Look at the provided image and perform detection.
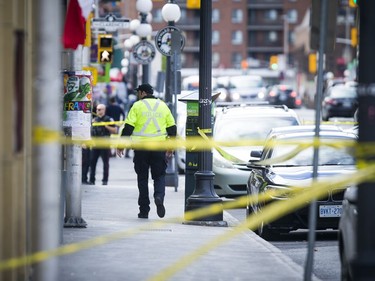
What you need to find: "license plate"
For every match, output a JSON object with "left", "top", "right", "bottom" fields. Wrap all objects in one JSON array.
[{"left": 319, "top": 205, "right": 342, "bottom": 217}]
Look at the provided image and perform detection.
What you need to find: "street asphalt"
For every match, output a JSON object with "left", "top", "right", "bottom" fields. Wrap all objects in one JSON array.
[{"left": 58, "top": 155, "right": 321, "bottom": 281}]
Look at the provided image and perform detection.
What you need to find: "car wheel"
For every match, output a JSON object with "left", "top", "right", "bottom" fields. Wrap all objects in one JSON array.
[
  {"left": 256, "top": 222, "right": 279, "bottom": 241},
  {"left": 322, "top": 109, "right": 330, "bottom": 121},
  {"left": 250, "top": 203, "right": 280, "bottom": 240}
]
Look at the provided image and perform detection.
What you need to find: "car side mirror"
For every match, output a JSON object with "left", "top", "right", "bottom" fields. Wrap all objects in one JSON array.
[{"left": 250, "top": 150, "right": 262, "bottom": 158}]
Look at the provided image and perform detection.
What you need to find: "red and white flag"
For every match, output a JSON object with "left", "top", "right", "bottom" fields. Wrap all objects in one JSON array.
[{"left": 62, "top": 0, "right": 93, "bottom": 50}]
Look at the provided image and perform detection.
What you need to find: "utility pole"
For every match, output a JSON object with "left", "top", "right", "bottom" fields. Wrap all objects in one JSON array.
[
  {"left": 31, "top": 0, "right": 62, "bottom": 280},
  {"left": 352, "top": 2, "right": 375, "bottom": 280}
]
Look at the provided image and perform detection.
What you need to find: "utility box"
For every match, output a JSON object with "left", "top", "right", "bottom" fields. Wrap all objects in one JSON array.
[{"left": 178, "top": 91, "right": 221, "bottom": 210}]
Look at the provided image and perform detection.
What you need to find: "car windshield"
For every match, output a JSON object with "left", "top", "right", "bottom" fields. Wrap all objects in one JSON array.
[
  {"left": 214, "top": 117, "right": 299, "bottom": 142},
  {"left": 330, "top": 87, "right": 357, "bottom": 98},
  {"left": 271, "top": 139, "right": 355, "bottom": 166}
]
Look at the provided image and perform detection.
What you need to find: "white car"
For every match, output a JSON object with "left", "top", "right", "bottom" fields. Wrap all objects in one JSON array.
[{"left": 212, "top": 104, "right": 301, "bottom": 197}]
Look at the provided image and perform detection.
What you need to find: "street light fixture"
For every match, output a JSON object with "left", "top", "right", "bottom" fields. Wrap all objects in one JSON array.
[
  {"left": 184, "top": 0, "right": 225, "bottom": 225},
  {"left": 135, "top": 0, "right": 153, "bottom": 83},
  {"left": 161, "top": 0, "right": 181, "bottom": 190}
]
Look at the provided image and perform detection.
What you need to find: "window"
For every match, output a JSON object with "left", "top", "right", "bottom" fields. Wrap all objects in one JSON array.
[
  {"left": 231, "top": 52, "right": 242, "bottom": 68},
  {"left": 212, "top": 52, "right": 220, "bottom": 68},
  {"left": 268, "top": 31, "right": 278, "bottom": 42},
  {"left": 212, "top": 9, "right": 220, "bottom": 23},
  {"left": 231, "top": 30, "right": 243, "bottom": 45},
  {"left": 287, "top": 9, "right": 298, "bottom": 24},
  {"left": 212, "top": 30, "right": 220, "bottom": 45},
  {"left": 180, "top": 9, "right": 187, "bottom": 21},
  {"left": 265, "top": 9, "right": 278, "bottom": 21},
  {"left": 152, "top": 9, "right": 163, "bottom": 23},
  {"left": 232, "top": 9, "right": 243, "bottom": 23}
]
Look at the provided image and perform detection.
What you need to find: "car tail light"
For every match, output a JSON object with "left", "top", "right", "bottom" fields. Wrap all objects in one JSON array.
[
  {"left": 295, "top": 99, "right": 302, "bottom": 106},
  {"left": 269, "top": 90, "right": 276, "bottom": 97},
  {"left": 290, "top": 91, "right": 297, "bottom": 98},
  {"left": 325, "top": 98, "right": 337, "bottom": 105}
]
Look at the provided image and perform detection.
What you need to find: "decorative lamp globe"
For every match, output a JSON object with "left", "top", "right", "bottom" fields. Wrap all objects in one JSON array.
[
  {"left": 130, "top": 19, "right": 140, "bottom": 32},
  {"left": 136, "top": 23, "right": 152, "bottom": 38},
  {"left": 136, "top": 0, "right": 153, "bottom": 14},
  {"left": 162, "top": 3, "right": 181, "bottom": 22}
]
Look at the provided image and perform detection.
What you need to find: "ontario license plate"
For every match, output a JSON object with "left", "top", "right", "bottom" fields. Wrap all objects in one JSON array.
[{"left": 319, "top": 205, "right": 342, "bottom": 217}]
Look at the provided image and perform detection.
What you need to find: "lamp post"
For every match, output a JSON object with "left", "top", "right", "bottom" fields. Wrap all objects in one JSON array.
[
  {"left": 135, "top": 0, "right": 153, "bottom": 84},
  {"left": 185, "top": 0, "right": 226, "bottom": 225},
  {"left": 161, "top": 0, "right": 181, "bottom": 189},
  {"left": 128, "top": 19, "right": 141, "bottom": 87},
  {"left": 162, "top": 0, "right": 181, "bottom": 108}
]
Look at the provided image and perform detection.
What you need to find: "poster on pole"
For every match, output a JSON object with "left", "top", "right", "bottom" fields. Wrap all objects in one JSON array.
[{"left": 62, "top": 70, "right": 93, "bottom": 140}]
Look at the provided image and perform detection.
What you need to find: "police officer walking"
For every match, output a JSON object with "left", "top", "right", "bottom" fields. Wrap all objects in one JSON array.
[{"left": 116, "top": 84, "right": 176, "bottom": 219}]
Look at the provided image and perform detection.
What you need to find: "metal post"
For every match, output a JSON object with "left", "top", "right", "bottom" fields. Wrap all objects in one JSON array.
[
  {"left": 140, "top": 13, "right": 149, "bottom": 84},
  {"left": 304, "top": 1, "right": 328, "bottom": 280},
  {"left": 31, "top": 0, "right": 62, "bottom": 280},
  {"left": 185, "top": 0, "right": 226, "bottom": 225},
  {"left": 142, "top": 59, "right": 149, "bottom": 84},
  {"left": 352, "top": 1, "right": 375, "bottom": 280},
  {"left": 165, "top": 20, "right": 179, "bottom": 190},
  {"left": 62, "top": 48, "right": 87, "bottom": 228}
]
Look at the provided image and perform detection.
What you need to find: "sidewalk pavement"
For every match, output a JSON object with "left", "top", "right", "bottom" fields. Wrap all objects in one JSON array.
[{"left": 59, "top": 156, "right": 321, "bottom": 281}]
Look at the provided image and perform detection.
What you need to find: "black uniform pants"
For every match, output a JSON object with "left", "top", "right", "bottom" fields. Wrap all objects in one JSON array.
[
  {"left": 133, "top": 150, "right": 167, "bottom": 214},
  {"left": 89, "top": 148, "right": 110, "bottom": 184},
  {"left": 82, "top": 148, "right": 91, "bottom": 182}
]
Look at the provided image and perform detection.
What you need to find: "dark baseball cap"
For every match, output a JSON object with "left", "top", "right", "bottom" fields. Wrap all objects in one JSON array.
[{"left": 135, "top": 83, "right": 153, "bottom": 95}]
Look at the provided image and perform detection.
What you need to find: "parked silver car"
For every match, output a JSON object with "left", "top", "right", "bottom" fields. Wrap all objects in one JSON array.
[{"left": 213, "top": 104, "right": 301, "bottom": 197}]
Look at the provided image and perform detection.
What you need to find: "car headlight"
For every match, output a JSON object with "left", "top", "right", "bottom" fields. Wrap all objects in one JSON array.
[
  {"left": 231, "top": 92, "right": 241, "bottom": 101},
  {"left": 266, "top": 184, "right": 292, "bottom": 200},
  {"left": 217, "top": 92, "right": 227, "bottom": 101},
  {"left": 212, "top": 149, "right": 235, "bottom": 169}
]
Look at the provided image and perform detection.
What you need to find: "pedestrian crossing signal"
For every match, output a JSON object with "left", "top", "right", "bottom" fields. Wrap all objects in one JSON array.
[
  {"left": 97, "top": 34, "right": 113, "bottom": 63},
  {"left": 269, "top": 55, "right": 278, "bottom": 70}
]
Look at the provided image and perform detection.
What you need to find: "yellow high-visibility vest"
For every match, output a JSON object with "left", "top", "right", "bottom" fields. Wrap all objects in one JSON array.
[{"left": 125, "top": 98, "right": 175, "bottom": 141}]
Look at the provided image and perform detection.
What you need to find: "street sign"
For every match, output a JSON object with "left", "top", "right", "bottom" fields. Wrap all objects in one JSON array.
[
  {"left": 155, "top": 26, "right": 185, "bottom": 56},
  {"left": 92, "top": 14, "right": 130, "bottom": 32},
  {"left": 132, "top": 41, "right": 156, "bottom": 64}
]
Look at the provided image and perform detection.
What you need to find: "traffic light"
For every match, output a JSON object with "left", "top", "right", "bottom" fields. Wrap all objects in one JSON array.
[
  {"left": 351, "top": 27, "right": 358, "bottom": 47},
  {"left": 187, "top": 0, "right": 200, "bottom": 9},
  {"left": 269, "top": 55, "right": 278, "bottom": 70},
  {"left": 97, "top": 34, "right": 113, "bottom": 63},
  {"left": 308, "top": 53, "right": 317, "bottom": 74},
  {"left": 349, "top": 0, "right": 357, "bottom": 8}
]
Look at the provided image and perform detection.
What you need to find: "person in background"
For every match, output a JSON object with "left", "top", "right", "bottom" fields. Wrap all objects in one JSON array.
[
  {"left": 106, "top": 96, "right": 126, "bottom": 157},
  {"left": 89, "top": 104, "right": 117, "bottom": 185},
  {"left": 116, "top": 83, "right": 176, "bottom": 219},
  {"left": 82, "top": 101, "right": 98, "bottom": 184},
  {"left": 106, "top": 96, "right": 125, "bottom": 123}
]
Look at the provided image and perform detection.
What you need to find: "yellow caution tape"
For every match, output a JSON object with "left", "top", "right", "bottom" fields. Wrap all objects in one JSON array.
[
  {"left": 149, "top": 164, "right": 375, "bottom": 281},
  {"left": 2, "top": 164, "right": 374, "bottom": 275},
  {"left": 92, "top": 120, "right": 125, "bottom": 126}
]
